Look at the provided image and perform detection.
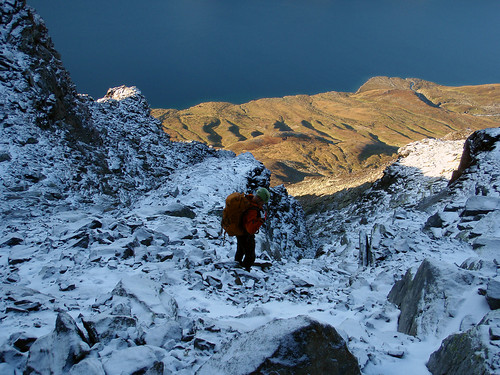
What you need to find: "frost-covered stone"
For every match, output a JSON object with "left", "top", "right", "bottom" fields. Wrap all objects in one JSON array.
[
  {"left": 110, "top": 277, "right": 179, "bottom": 321},
  {"left": 0, "top": 342, "right": 27, "bottom": 372},
  {"left": 101, "top": 345, "right": 167, "bottom": 375},
  {"left": 197, "top": 316, "right": 360, "bottom": 375},
  {"left": 2, "top": 285, "right": 55, "bottom": 314},
  {"left": 163, "top": 202, "right": 196, "bottom": 219},
  {"left": 81, "top": 315, "right": 138, "bottom": 346},
  {"left": 142, "top": 321, "right": 182, "bottom": 350},
  {"left": 388, "top": 259, "right": 476, "bottom": 337},
  {"left": 463, "top": 196, "right": 500, "bottom": 216},
  {"left": 427, "top": 310, "right": 500, "bottom": 375},
  {"left": 486, "top": 279, "right": 500, "bottom": 310},
  {"left": 265, "top": 185, "right": 315, "bottom": 260},
  {"left": 68, "top": 358, "right": 105, "bottom": 375},
  {"left": 25, "top": 312, "right": 90, "bottom": 375},
  {"left": 7, "top": 246, "right": 32, "bottom": 265}
]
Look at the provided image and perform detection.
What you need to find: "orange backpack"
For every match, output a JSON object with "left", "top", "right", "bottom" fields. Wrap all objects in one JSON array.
[{"left": 221, "top": 192, "right": 253, "bottom": 236}]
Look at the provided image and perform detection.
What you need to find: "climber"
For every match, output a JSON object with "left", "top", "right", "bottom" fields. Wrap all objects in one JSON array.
[{"left": 221, "top": 187, "right": 271, "bottom": 271}]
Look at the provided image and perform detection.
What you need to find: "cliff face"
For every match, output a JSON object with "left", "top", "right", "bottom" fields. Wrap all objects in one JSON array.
[{"left": 153, "top": 76, "right": 500, "bottom": 193}]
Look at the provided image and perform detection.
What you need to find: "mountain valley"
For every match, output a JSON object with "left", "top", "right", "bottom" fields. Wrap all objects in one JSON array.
[{"left": 153, "top": 77, "right": 500, "bottom": 200}]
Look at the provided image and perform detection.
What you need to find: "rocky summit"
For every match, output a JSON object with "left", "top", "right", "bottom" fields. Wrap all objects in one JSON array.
[{"left": 1, "top": 1, "right": 500, "bottom": 375}]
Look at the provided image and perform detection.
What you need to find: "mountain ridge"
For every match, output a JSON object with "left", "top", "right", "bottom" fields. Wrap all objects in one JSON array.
[
  {"left": 153, "top": 77, "right": 500, "bottom": 195},
  {"left": 2, "top": 2, "right": 500, "bottom": 374}
]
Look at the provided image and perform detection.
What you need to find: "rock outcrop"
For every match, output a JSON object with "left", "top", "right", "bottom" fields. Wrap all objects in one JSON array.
[
  {"left": 388, "top": 259, "right": 476, "bottom": 337},
  {"left": 197, "top": 316, "right": 361, "bottom": 375},
  {"left": 426, "top": 310, "right": 500, "bottom": 375},
  {"left": 25, "top": 312, "right": 90, "bottom": 375}
]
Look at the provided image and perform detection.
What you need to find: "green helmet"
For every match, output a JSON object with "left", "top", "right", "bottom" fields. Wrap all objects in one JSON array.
[{"left": 256, "top": 187, "right": 271, "bottom": 204}]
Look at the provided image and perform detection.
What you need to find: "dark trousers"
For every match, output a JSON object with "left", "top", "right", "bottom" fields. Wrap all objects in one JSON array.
[{"left": 235, "top": 233, "right": 255, "bottom": 271}]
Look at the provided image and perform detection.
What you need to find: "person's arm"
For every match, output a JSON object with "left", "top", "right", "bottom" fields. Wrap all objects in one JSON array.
[{"left": 243, "top": 209, "right": 265, "bottom": 234}]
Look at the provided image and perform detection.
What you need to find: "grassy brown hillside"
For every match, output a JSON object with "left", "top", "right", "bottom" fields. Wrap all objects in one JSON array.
[{"left": 152, "top": 77, "right": 500, "bottom": 196}]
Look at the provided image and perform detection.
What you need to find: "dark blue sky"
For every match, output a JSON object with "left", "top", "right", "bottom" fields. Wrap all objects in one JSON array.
[{"left": 29, "top": 0, "right": 500, "bottom": 109}]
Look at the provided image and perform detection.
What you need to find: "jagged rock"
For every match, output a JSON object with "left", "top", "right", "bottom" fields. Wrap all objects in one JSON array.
[
  {"left": 8, "top": 332, "right": 37, "bottom": 353},
  {"left": 25, "top": 312, "right": 90, "bottom": 375},
  {"left": 425, "top": 211, "right": 459, "bottom": 229},
  {"left": 264, "top": 185, "right": 315, "bottom": 260},
  {"left": 2, "top": 236, "right": 23, "bottom": 246},
  {"left": 7, "top": 246, "right": 32, "bottom": 265},
  {"left": 194, "top": 337, "right": 216, "bottom": 351},
  {"left": 426, "top": 310, "right": 500, "bottom": 375},
  {"left": 142, "top": 321, "right": 182, "bottom": 350},
  {"left": 81, "top": 315, "right": 138, "bottom": 346},
  {"left": 463, "top": 196, "right": 500, "bottom": 216},
  {"left": 197, "top": 316, "right": 360, "bottom": 375},
  {"left": 486, "top": 279, "right": 500, "bottom": 310},
  {"left": 110, "top": 276, "right": 178, "bottom": 321},
  {"left": 101, "top": 345, "right": 167, "bottom": 375},
  {"left": 0, "top": 152, "right": 11, "bottom": 162},
  {"left": 388, "top": 259, "right": 476, "bottom": 337},
  {"left": 449, "top": 128, "right": 500, "bottom": 185},
  {"left": 133, "top": 227, "right": 155, "bottom": 246},
  {"left": 0, "top": 341, "right": 28, "bottom": 372},
  {"left": 459, "top": 257, "right": 497, "bottom": 273},
  {"left": 358, "top": 230, "right": 373, "bottom": 267},
  {"left": 68, "top": 358, "right": 105, "bottom": 375},
  {"left": 2, "top": 285, "right": 55, "bottom": 314},
  {"left": 163, "top": 202, "right": 196, "bottom": 219},
  {"left": 156, "top": 250, "right": 174, "bottom": 262}
]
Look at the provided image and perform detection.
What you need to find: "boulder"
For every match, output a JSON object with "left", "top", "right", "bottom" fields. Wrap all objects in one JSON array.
[
  {"left": 197, "top": 315, "right": 360, "bottom": 375},
  {"left": 163, "top": 202, "right": 196, "bottom": 219},
  {"left": 110, "top": 276, "right": 178, "bottom": 321},
  {"left": 101, "top": 345, "right": 166, "bottom": 375},
  {"left": 142, "top": 321, "right": 182, "bottom": 350},
  {"left": 388, "top": 259, "right": 476, "bottom": 337},
  {"left": 81, "top": 315, "right": 138, "bottom": 346},
  {"left": 68, "top": 358, "right": 105, "bottom": 375},
  {"left": 427, "top": 310, "right": 500, "bottom": 375},
  {"left": 486, "top": 279, "right": 500, "bottom": 310},
  {"left": 25, "top": 312, "right": 90, "bottom": 375},
  {"left": 463, "top": 196, "right": 500, "bottom": 216}
]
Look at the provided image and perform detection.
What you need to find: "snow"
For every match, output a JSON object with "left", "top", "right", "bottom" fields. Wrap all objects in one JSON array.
[
  {"left": 1, "top": 2, "right": 500, "bottom": 374},
  {"left": 3, "top": 124, "right": 497, "bottom": 373},
  {"left": 398, "top": 138, "right": 465, "bottom": 178}
]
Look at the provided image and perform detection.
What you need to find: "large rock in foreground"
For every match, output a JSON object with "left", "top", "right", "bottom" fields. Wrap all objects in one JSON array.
[
  {"left": 25, "top": 312, "right": 90, "bottom": 375},
  {"left": 426, "top": 310, "right": 500, "bottom": 375},
  {"left": 388, "top": 259, "right": 476, "bottom": 337},
  {"left": 197, "top": 315, "right": 360, "bottom": 375}
]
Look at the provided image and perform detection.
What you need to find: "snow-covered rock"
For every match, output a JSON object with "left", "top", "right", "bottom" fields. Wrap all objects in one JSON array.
[
  {"left": 427, "top": 310, "right": 500, "bottom": 375},
  {"left": 25, "top": 312, "right": 90, "bottom": 375},
  {"left": 197, "top": 315, "right": 361, "bottom": 375},
  {"left": 2, "top": 1, "right": 500, "bottom": 375},
  {"left": 0, "top": 2, "right": 315, "bottom": 374},
  {"left": 388, "top": 259, "right": 478, "bottom": 337}
]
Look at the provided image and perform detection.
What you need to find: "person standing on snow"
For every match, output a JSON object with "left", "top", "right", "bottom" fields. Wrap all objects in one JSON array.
[{"left": 221, "top": 187, "right": 271, "bottom": 272}]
